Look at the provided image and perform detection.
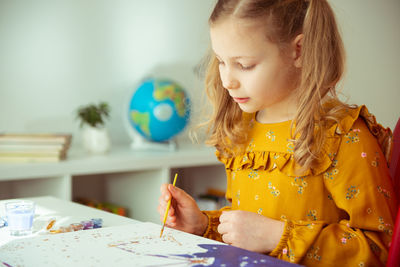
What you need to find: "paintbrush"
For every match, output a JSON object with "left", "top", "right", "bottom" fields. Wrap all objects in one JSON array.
[{"left": 160, "top": 173, "right": 178, "bottom": 238}]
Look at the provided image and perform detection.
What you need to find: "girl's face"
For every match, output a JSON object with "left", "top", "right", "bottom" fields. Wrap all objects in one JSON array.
[{"left": 210, "top": 17, "right": 300, "bottom": 123}]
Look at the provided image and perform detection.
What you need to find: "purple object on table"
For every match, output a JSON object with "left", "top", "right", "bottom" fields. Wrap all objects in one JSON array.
[
  {"left": 171, "top": 244, "right": 303, "bottom": 267},
  {"left": 81, "top": 220, "right": 94, "bottom": 230}
]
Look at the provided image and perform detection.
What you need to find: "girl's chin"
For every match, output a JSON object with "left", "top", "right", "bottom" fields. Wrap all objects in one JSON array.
[{"left": 236, "top": 103, "right": 258, "bottom": 113}]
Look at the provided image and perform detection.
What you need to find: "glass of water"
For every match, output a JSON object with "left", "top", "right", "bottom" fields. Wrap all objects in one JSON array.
[{"left": 5, "top": 200, "right": 35, "bottom": 236}]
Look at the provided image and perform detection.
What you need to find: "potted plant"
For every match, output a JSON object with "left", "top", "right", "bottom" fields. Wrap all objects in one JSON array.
[{"left": 76, "top": 102, "right": 111, "bottom": 154}]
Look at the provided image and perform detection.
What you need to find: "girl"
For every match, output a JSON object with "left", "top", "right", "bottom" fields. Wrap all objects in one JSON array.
[{"left": 158, "top": 0, "right": 397, "bottom": 266}]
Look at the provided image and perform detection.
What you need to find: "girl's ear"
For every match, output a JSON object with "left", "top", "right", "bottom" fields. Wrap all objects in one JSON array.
[{"left": 292, "top": 34, "right": 303, "bottom": 68}]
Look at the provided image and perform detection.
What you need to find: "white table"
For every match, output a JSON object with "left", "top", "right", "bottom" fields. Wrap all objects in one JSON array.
[
  {"left": 0, "top": 196, "right": 299, "bottom": 267},
  {"left": 0, "top": 196, "right": 137, "bottom": 246}
]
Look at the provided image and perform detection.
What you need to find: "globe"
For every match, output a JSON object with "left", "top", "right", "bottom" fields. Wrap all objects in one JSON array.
[{"left": 127, "top": 78, "right": 190, "bottom": 143}]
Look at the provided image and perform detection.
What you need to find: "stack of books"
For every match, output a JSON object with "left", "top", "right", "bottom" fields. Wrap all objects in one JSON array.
[{"left": 0, "top": 133, "right": 72, "bottom": 163}]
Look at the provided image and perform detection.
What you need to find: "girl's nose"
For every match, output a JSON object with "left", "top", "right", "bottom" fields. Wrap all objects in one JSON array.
[{"left": 221, "top": 70, "right": 240, "bottom": 90}]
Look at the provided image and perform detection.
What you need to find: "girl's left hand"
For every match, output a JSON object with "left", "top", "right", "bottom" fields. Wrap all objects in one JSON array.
[{"left": 218, "top": 210, "right": 285, "bottom": 253}]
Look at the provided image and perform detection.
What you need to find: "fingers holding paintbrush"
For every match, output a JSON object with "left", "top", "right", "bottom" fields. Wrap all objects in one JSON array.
[
  {"left": 160, "top": 173, "right": 178, "bottom": 237},
  {"left": 157, "top": 175, "right": 209, "bottom": 236}
]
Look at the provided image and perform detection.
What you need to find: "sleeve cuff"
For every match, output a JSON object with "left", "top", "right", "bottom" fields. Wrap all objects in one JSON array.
[
  {"left": 201, "top": 210, "right": 223, "bottom": 242},
  {"left": 201, "top": 207, "right": 234, "bottom": 242},
  {"left": 269, "top": 220, "right": 293, "bottom": 257}
]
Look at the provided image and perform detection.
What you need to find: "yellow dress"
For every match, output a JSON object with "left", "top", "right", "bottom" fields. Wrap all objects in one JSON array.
[{"left": 202, "top": 105, "right": 397, "bottom": 266}]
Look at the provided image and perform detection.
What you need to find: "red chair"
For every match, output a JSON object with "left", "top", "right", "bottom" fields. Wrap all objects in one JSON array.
[{"left": 387, "top": 117, "right": 400, "bottom": 267}]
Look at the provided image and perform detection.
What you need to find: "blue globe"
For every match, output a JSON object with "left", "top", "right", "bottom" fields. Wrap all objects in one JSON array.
[{"left": 128, "top": 78, "right": 190, "bottom": 142}]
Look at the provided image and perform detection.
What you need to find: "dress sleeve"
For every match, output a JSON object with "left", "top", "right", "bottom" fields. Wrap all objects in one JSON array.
[
  {"left": 202, "top": 168, "right": 233, "bottom": 242},
  {"left": 270, "top": 118, "right": 397, "bottom": 266}
]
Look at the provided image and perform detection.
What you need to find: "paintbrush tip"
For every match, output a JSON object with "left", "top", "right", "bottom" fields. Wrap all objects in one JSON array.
[{"left": 160, "top": 225, "right": 165, "bottom": 238}]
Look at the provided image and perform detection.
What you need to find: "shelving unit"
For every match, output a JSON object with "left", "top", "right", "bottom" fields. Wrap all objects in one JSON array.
[{"left": 0, "top": 143, "right": 226, "bottom": 223}]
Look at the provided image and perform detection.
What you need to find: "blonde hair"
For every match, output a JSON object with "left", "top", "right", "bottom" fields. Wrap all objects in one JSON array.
[{"left": 203, "top": 0, "right": 351, "bottom": 172}]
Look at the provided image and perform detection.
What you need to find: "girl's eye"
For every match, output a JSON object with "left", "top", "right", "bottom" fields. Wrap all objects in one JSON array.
[{"left": 238, "top": 63, "right": 255, "bottom": 70}]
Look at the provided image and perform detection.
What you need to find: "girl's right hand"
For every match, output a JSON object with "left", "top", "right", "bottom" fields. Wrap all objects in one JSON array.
[{"left": 158, "top": 183, "right": 208, "bottom": 236}]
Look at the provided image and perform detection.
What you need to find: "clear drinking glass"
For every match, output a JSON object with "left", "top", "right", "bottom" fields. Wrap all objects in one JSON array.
[{"left": 5, "top": 200, "right": 35, "bottom": 236}]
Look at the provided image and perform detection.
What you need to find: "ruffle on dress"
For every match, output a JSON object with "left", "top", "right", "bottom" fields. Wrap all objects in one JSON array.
[
  {"left": 358, "top": 106, "right": 393, "bottom": 164},
  {"left": 216, "top": 105, "right": 393, "bottom": 177}
]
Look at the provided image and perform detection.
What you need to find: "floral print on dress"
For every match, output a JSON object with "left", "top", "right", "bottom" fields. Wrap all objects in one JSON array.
[
  {"left": 286, "top": 141, "right": 294, "bottom": 153},
  {"left": 266, "top": 130, "right": 276, "bottom": 142},
  {"left": 331, "top": 159, "right": 338, "bottom": 167},
  {"left": 324, "top": 168, "right": 339, "bottom": 180},
  {"left": 247, "top": 138, "right": 255, "bottom": 152},
  {"left": 328, "top": 152, "right": 337, "bottom": 161},
  {"left": 268, "top": 182, "right": 280, "bottom": 197},
  {"left": 236, "top": 190, "right": 240, "bottom": 207},
  {"left": 287, "top": 249, "right": 296, "bottom": 262},
  {"left": 206, "top": 106, "right": 396, "bottom": 266},
  {"left": 341, "top": 231, "right": 356, "bottom": 244},
  {"left": 291, "top": 176, "right": 307, "bottom": 194},
  {"left": 307, "top": 210, "right": 318, "bottom": 221},
  {"left": 306, "top": 222, "right": 315, "bottom": 229},
  {"left": 323, "top": 157, "right": 339, "bottom": 180},
  {"left": 371, "top": 152, "right": 380, "bottom": 167},
  {"left": 248, "top": 169, "right": 259, "bottom": 180},
  {"left": 377, "top": 186, "right": 391, "bottom": 199},
  {"left": 378, "top": 217, "right": 393, "bottom": 236},
  {"left": 306, "top": 246, "right": 321, "bottom": 261},
  {"left": 345, "top": 186, "right": 360, "bottom": 200},
  {"left": 345, "top": 128, "right": 360, "bottom": 144}
]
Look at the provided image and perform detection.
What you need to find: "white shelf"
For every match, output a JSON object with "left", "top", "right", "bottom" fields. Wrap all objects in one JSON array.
[
  {"left": 0, "top": 143, "right": 226, "bottom": 224},
  {"left": 0, "top": 143, "right": 220, "bottom": 180}
]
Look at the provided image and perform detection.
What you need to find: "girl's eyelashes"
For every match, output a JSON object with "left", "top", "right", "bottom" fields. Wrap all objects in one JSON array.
[
  {"left": 216, "top": 57, "right": 255, "bottom": 71},
  {"left": 238, "top": 63, "right": 255, "bottom": 70}
]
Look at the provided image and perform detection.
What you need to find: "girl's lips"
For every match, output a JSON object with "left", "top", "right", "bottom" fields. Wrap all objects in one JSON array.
[{"left": 233, "top": 97, "right": 250, "bottom": 103}]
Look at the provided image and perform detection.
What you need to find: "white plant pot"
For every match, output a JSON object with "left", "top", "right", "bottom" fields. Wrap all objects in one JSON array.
[{"left": 82, "top": 126, "right": 111, "bottom": 154}]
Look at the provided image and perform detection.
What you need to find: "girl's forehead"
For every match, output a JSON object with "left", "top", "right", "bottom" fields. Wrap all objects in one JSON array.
[
  {"left": 210, "top": 17, "right": 276, "bottom": 58},
  {"left": 210, "top": 17, "right": 268, "bottom": 41}
]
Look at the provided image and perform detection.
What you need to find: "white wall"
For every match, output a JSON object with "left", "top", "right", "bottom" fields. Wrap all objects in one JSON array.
[
  {"left": 0, "top": 0, "right": 399, "bottom": 147},
  {"left": 0, "top": 0, "right": 215, "bottom": 146},
  {"left": 330, "top": 0, "right": 400, "bottom": 129}
]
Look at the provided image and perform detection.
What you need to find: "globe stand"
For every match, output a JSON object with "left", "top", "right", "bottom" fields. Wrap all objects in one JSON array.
[{"left": 130, "top": 133, "right": 177, "bottom": 151}]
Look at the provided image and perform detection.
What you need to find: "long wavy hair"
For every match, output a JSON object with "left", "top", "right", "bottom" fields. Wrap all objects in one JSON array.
[{"left": 203, "top": 0, "right": 351, "bottom": 172}]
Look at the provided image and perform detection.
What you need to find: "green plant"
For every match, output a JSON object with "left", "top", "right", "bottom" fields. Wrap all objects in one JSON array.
[{"left": 76, "top": 102, "right": 110, "bottom": 128}]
